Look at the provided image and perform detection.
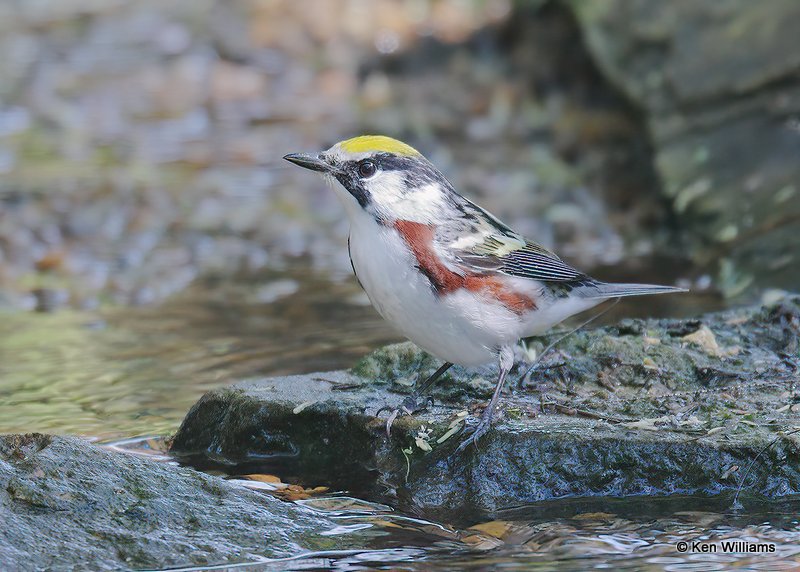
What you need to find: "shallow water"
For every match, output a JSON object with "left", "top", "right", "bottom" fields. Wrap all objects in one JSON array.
[
  {"left": 107, "top": 437, "right": 800, "bottom": 571},
  {"left": 2, "top": 265, "right": 792, "bottom": 571},
  {"left": 0, "top": 266, "right": 397, "bottom": 438}
]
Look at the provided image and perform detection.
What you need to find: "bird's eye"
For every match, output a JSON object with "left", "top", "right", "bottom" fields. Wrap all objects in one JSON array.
[{"left": 358, "top": 161, "right": 377, "bottom": 178}]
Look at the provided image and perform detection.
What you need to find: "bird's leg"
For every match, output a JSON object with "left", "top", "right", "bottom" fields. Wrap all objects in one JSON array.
[
  {"left": 457, "top": 347, "right": 514, "bottom": 451},
  {"left": 379, "top": 361, "right": 453, "bottom": 436},
  {"left": 401, "top": 361, "right": 454, "bottom": 412}
]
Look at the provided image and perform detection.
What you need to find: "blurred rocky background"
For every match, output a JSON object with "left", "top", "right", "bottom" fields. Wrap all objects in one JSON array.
[{"left": 0, "top": 0, "right": 797, "bottom": 312}]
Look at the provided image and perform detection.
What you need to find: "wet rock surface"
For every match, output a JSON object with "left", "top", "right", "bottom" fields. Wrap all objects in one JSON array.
[
  {"left": 568, "top": 0, "right": 800, "bottom": 296},
  {"left": 172, "top": 296, "right": 800, "bottom": 521},
  {"left": 0, "top": 433, "right": 365, "bottom": 571}
]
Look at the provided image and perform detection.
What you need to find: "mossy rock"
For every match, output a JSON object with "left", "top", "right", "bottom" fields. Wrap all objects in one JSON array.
[{"left": 172, "top": 296, "right": 800, "bottom": 519}]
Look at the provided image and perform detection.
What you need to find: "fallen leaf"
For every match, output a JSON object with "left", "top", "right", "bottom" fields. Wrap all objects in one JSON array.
[
  {"left": 231, "top": 478, "right": 286, "bottom": 491},
  {"left": 642, "top": 357, "right": 659, "bottom": 370},
  {"left": 468, "top": 520, "right": 512, "bottom": 539},
  {"left": 243, "top": 474, "right": 282, "bottom": 484},
  {"left": 415, "top": 437, "right": 432, "bottom": 452},
  {"left": 280, "top": 491, "right": 310, "bottom": 501},
  {"left": 436, "top": 424, "right": 463, "bottom": 444},
  {"left": 681, "top": 325, "right": 740, "bottom": 357},
  {"left": 448, "top": 411, "right": 468, "bottom": 428},
  {"left": 273, "top": 482, "right": 331, "bottom": 501},
  {"left": 292, "top": 401, "right": 316, "bottom": 414},
  {"left": 460, "top": 534, "right": 504, "bottom": 550},
  {"left": 146, "top": 438, "right": 168, "bottom": 452}
]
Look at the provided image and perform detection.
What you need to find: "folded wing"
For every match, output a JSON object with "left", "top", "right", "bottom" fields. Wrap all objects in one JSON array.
[
  {"left": 444, "top": 206, "right": 685, "bottom": 298},
  {"left": 453, "top": 232, "right": 591, "bottom": 285}
]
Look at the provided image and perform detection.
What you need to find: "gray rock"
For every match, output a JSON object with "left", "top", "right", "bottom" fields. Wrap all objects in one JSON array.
[
  {"left": 0, "top": 433, "right": 370, "bottom": 571},
  {"left": 567, "top": 0, "right": 800, "bottom": 296},
  {"left": 171, "top": 296, "right": 800, "bottom": 520}
]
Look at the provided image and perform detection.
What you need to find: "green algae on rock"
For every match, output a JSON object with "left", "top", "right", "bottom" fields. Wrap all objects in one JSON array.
[{"left": 171, "top": 296, "right": 800, "bottom": 520}]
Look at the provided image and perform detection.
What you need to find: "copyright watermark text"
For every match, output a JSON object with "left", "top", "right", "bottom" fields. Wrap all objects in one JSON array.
[{"left": 676, "top": 540, "right": 776, "bottom": 554}]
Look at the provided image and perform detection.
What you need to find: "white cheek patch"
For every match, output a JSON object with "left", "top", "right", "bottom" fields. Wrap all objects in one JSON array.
[
  {"left": 367, "top": 177, "right": 447, "bottom": 224},
  {"left": 367, "top": 170, "right": 406, "bottom": 205}
]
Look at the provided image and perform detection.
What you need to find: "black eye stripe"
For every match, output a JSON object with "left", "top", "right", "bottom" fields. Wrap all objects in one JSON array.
[
  {"left": 334, "top": 170, "right": 371, "bottom": 208},
  {"left": 341, "top": 154, "right": 454, "bottom": 195}
]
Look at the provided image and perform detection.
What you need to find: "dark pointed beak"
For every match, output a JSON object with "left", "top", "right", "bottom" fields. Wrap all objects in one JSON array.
[{"left": 283, "top": 152, "right": 332, "bottom": 173}]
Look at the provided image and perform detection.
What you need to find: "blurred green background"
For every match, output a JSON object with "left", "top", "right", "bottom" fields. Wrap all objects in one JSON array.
[{"left": 0, "top": 0, "right": 798, "bottom": 437}]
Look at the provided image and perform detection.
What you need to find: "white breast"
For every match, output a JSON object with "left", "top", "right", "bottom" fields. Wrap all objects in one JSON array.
[{"left": 346, "top": 211, "right": 526, "bottom": 366}]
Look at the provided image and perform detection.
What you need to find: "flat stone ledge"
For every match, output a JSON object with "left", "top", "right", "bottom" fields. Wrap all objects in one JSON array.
[{"left": 171, "top": 296, "right": 800, "bottom": 518}]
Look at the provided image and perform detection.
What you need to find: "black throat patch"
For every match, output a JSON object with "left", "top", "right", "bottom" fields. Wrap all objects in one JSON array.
[{"left": 334, "top": 169, "right": 371, "bottom": 208}]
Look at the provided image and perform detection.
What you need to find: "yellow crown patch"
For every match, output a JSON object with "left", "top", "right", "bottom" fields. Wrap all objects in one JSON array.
[{"left": 339, "top": 135, "right": 420, "bottom": 156}]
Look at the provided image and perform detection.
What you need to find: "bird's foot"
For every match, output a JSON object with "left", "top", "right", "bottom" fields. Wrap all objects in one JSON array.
[
  {"left": 377, "top": 393, "right": 434, "bottom": 437},
  {"left": 456, "top": 403, "right": 497, "bottom": 452}
]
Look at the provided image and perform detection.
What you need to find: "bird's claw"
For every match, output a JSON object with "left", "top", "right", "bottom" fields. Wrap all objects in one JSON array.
[
  {"left": 379, "top": 394, "right": 434, "bottom": 437},
  {"left": 384, "top": 408, "right": 400, "bottom": 437},
  {"left": 456, "top": 406, "right": 496, "bottom": 452},
  {"left": 400, "top": 393, "right": 434, "bottom": 415}
]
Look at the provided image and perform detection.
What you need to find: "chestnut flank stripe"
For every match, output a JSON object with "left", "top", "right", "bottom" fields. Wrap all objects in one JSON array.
[{"left": 394, "top": 220, "right": 536, "bottom": 314}]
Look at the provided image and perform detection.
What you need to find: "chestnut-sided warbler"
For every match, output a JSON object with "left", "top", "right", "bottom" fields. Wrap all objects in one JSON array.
[{"left": 285, "top": 135, "right": 685, "bottom": 449}]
